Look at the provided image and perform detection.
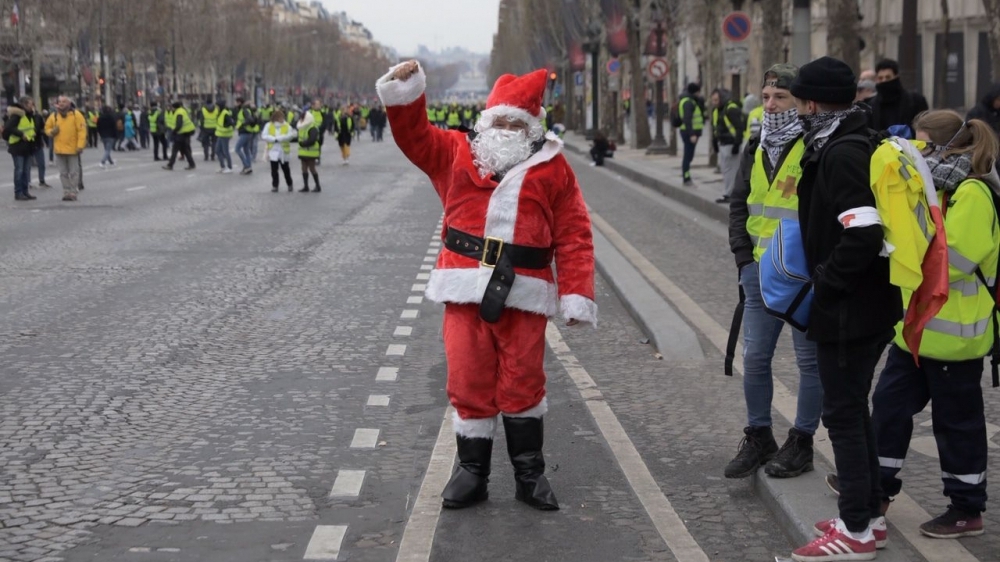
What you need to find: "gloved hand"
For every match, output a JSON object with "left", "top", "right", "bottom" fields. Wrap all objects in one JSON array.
[{"left": 731, "top": 143, "right": 741, "bottom": 155}]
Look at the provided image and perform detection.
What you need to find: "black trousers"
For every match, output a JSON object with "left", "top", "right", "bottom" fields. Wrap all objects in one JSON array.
[
  {"left": 168, "top": 133, "right": 195, "bottom": 168},
  {"left": 152, "top": 133, "right": 169, "bottom": 160},
  {"left": 201, "top": 130, "right": 216, "bottom": 160},
  {"left": 872, "top": 344, "right": 988, "bottom": 513},
  {"left": 817, "top": 332, "right": 892, "bottom": 532},
  {"left": 270, "top": 160, "right": 292, "bottom": 187},
  {"left": 87, "top": 128, "right": 98, "bottom": 148}
]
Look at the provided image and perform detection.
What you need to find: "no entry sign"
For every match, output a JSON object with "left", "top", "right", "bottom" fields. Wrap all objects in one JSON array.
[
  {"left": 722, "top": 12, "right": 752, "bottom": 42},
  {"left": 647, "top": 57, "right": 669, "bottom": 81}
]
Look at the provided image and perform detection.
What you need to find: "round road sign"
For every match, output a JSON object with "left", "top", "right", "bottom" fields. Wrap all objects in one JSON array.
[
  {"left": 647, "top": 57, "right": 669, "bottom": 81},
  {"left": 606, "top": 58, "right": 622, "bottom": 74},
  {"left": 722, "top": 12, "right": 752, "bottom": 42}
]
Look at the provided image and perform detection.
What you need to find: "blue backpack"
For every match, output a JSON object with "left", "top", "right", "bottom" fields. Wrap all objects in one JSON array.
[{"left": 759, "top": 218, "right": 813, "bottom": 331}]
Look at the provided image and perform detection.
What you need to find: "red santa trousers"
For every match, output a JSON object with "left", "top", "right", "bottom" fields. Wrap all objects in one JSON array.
[{"left": 443, "top": 303, "right": 548, "bottom": 425}]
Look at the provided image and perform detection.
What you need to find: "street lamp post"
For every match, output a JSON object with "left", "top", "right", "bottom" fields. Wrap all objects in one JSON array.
[
  {"left": 646, "top": 13, "right": 669, "bottom": 155},
  {"left": 583, "top": 22, "right": 601, "bottom": 140}
]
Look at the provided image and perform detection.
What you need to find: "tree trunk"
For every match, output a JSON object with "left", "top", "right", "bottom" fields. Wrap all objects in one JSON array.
[
  {"left": 627, "top": 11, "right": 651, "bottom": 149},
  {"left": 827, "top": 0, "right": 861, "bottom": 73},
  {"left": 31, "top": 47, "right": 40, "bottom": 110},
  {"left": 984, "top": 0, "right": 1000, "bottom": 82},
  {"left": 759, "top": 0, "right": 783, "bottom": 72},
  {"left": 935, "top": 0, "right": 951, "bottom": 108}
]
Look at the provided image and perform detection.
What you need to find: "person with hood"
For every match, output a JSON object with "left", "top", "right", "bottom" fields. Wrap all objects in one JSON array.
[
  {"left": 96, "top": 105, "right": 119, "bottom": 168},
  {"left": 710, "top": 88, "right": 745, "bottom": 204},
  {"left": 870, "top": 59, "right": 929, "bottom": 138},
  {"left": 966, "top": 84, "right": 1000, "bottom": 139},
  {"left": 123, "top": 111, "right": 137, "bottom": 150},
  {"left": 678, "top": 82, "right": 705, "bottom": 185},
  {"left": 726, "top": 64, "right": 821, "bottom": 483},
  {"left": 850, "top": 111, "right": 998, "bottom": 541},
  {"left": 3, "top": 96, "right": 38, "bottom": 201},
  {"left": 296, "top": 109, "right": 321, "bottom": 192},
  {"left": 149, "top": 101, "right": 169, "bottom": 161},
  {"left": 29, "top": 100, "right": 50, "bottom": 189}
]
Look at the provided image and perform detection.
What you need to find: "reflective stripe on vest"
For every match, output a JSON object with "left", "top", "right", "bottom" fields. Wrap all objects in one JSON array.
[
  {"left": 216, "top": 109, "right": 234, "bottom": 138},
  {"left": 678, "top": 97, "right": 703, "bottom": 131},
  {"left": 298, "top": 123, "right": 320, "bottom": 158},
  {"left": 149, "top": 110, "right": 161, "bottom": 133},
  {"left": 903, "top": 309, "right": 991, "bottom": 338},
  {"left": 265, "top": 122, "right": 291, "bottom": 154},
  {"left": 712, "top": 101, "right": 739, "bottom": 138},
  {"left": 746, "top": 138, "right": 806, "bottom": 262}
]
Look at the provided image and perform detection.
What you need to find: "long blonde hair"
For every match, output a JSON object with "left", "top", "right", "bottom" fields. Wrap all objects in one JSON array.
[{"left": 913, "top": 109, "right": 999, "bottom": 176}]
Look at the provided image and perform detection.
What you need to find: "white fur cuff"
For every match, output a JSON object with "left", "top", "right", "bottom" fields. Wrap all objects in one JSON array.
[
  {"left": 561, "top": 294, "right": 598, "bottom": 327},
  {"left": 452, "top": 412, "right": 497, "bottom": 439},
  {"left": 502, "top": 397, "right": 548, "bottom": 418},
  {"left": 376, "top": 62, "right": 426, "bottom": 107}
]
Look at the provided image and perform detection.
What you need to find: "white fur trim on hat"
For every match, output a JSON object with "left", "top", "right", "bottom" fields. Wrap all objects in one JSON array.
[
  {"left": 452, "top": 412, "right": 497, "bottom": 439},
  {"left": 502, "top": 397, "right": 548, "bottom": 418},
  {"left": 560, "top": 294, "right": 598, "bottom": 327},
  {"left": 376, "top": 62, "right": 427, "bottom": 107},
  {"left": 479, "top": 104, "right": 545, "bottom": 127}
]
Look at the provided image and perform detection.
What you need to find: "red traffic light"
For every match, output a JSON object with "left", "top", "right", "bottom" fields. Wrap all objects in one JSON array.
[
  {"left": 269, "top": 89, "right": 275, "bottom": 96},
  {"left": 136, "top": 90, "right": 143, "bottom": 97},
  {"left": 98, "top": 77, "right": 105, "bottom": 85},
  {"left": 549, "top": 72, "right": 557, "bottom": 81}
]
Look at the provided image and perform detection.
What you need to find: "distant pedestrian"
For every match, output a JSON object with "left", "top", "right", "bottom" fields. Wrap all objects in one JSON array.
[
  {"left": 3, "top": 96, "right": 38, "bottom": 201},
  {"left": 710, "top": 88, "right": 744, "bottom": 204},
  {"left": 215, "top": 100, "right": 235, "bottom": 174},
  {"left": 678, "top": 82, "right": 705, "bottom": 185},
  {"left": 234, "top": 97, "right": 256, "bottom": 175},
  {"left": 162, "top": 101, "right": 196, "bottom": 171},
  {"left": 261, "top": 109, "right": 297, "bottom": 192},
  {"left": 149, "top": 102, "right": 169, "bottom": 161},
  {"left": 296, "top": 110, "right": 321, "bottom": 192},
  {"left": 369, "top": 104, "right": 387, "bottom": 142},
  {"left": 335, "top": 106, "right": 353, "bottom": 165},
  {"left": 124, "top": 112, "right": 137, "bottom": 150},
  {"left": 44, "top": 96, "right": 87, "bottom": 202},
  {"left": 97, "top": 105, "right": 118, "bottom": 168},
  {"left": 29, "top": 102, "right": 50, "bottom": 189},
  {"left": 138, "top": 106, "right": 150, "bottom": 149},
  {"left": 870, "top": 59, "right": 929, "bottom": 138},
  {"left": 589, "top": 130, "right": 609, "bottom": 166}
]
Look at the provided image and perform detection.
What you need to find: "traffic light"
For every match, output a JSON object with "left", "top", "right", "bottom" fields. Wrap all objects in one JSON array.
[
  {"left": 98, "top": 76, "right": 105, "bottom": 85},
  {"left": 548, "top": 72, "right": 557, "bottom": 90},
  {"left": 136, "top": 90, "right": 143, "bottom": 97},
  {"left": 269, "top": 88, "right": 275, "bottom": 96}
]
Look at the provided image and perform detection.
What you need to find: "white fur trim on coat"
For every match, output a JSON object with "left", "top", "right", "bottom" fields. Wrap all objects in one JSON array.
[
  {"left": 376, "top": 62, "right": 426, "bottom": 107},
  {"left": 426, "top": 267, "right": 558, "bottom": 317},
  {"left": 453, "top": 412, "right": 497, "bottom": 439},
  {"left": 482, "top": 133, "right": 563, "bottom": 243},
  {"left": 502, "top": 397, "right": 548, "bottom": 418},
  {"left": 561, "top": 294, "right": 598, "bottom": 327}
]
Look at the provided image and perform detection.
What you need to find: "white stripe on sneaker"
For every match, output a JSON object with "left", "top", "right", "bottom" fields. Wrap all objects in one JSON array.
[
  {"left": 834, "top": 539, "right": 851, "bottom": 552},
  {"left": 819, "top": 544, "right": 836, "bottom": 555}
]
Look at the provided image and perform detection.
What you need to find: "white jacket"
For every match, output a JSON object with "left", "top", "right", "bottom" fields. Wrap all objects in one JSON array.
[{"left": 260, "top": 121, "right": 297, "bottom": 162}]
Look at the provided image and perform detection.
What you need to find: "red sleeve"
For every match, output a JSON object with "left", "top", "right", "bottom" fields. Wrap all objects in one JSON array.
[{"left": 551, "top": 157, "right": 596, "bottom": 301}]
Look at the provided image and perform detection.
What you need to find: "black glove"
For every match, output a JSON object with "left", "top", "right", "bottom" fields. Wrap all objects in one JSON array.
[{"left": 731, "top": 143, "right": 741, "bottom": 155}]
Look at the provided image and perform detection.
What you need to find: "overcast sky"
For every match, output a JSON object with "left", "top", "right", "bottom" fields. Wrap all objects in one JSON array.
[{"left": 322, "top": 0, "right": 500, "bottom": 55}]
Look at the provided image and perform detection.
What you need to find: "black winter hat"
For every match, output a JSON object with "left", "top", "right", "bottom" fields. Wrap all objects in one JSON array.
[
  {"left": 790, "top": 56, "right": 857, "bottom": 105},
  {"left": 686, "top": 82, "right": 701, "bottom": 94}
]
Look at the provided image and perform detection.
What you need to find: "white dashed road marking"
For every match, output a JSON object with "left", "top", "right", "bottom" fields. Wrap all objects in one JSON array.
[
  {"left": 415, "top": 273, "right": 430, "bottom": 280},
  {"left": 407, "top": 296, "right": 424, "bottom": 304},
  {"left": 401, "top": 309, "right": 419, "bottom": 319},
  {"left": 411, "top": 284, "right": 427, "bottom": 292},
  {"left": 329, "top": 470, "right": 366, "bottom": 498},
  {"left": 423, "top": 256, "right": 436, "bottom": 262},
  {"left": 394, "top": 326, "right": 413, "bottom": 337},
  {"left": 303, "top": 525, "right": 348, "bottom": 560},
  {"left": 419, "top": 265, "right": 433, "bottom": 271},
  {"left": 125, "top": 185, "right": 147, "bottom": 192},
  {"left": 367, "top": 395, "right": 390, "bottom": 406},
  {"left": 386, "top": 344, "right": 407, "bottom": 356},
  {"left": 376, "top": 367, "right": 399, "bottom": 382},
  {"left": 350, "top": 429, "right": 380, "bottom": 449}
]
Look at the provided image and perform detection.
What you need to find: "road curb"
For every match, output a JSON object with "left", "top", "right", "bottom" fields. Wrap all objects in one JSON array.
[{"left": 592, "top": 228, "right": 703, "bottom": 361}]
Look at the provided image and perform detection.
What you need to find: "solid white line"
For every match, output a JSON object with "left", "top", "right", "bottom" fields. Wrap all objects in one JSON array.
[
  {"left": 411, "top": 284, "right": 427, "bottom": 292},
  {"left": 589, "top": 210, "right": 981, "bottom": 562},
  {"left": 407, "top": 296, "right": 424, "bottom": 304},
  {"left": 125, "top": 185, "right": 147, "bottom": 192},
  {"left": 394, "top": 408, "right": 456, "bottom": 562},
  {"left": 545, "top": 322, "right": 710, "bottom": 562},
  {"left": 394, "top": 326, "right": 413, "bottom": 337},
  {"left": 367, "top": 394, "right": 390, "bottom": 406},
  {"left": 401, "top": 310, "right": 419, "bottom": 319},
  {"left": 350, "top": 428, "right": 380, "bottom": 448},
  {"left": 376, "top": 367, "right": 399, "bottom": 382},
  {"left": 303, "top": 525, "right": 348, "bottom": 560},
  {"left": 386, "top": 344, "right": 407, "bottom": 356},
  {"left": 329, "top": 470, "right": 366, "bottom": 498},
  {"left": 415, "top": 273, "right": 431, "bottom": 281}
]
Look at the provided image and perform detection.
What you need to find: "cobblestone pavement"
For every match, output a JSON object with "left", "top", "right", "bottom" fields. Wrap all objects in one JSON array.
[
  {"left": 0, "top": 138, "right": 795, "bottom": 562},
  {"left": 565, "top": 136, "right": 999, "bottom": 562}
]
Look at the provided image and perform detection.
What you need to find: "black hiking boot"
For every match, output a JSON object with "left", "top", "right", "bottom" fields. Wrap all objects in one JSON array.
[
  {"left": 764, "top": 427, "right": 814, "bottom": 478},
  {"left": 723, "top": 426, "right": 778, "bottom": 478}
]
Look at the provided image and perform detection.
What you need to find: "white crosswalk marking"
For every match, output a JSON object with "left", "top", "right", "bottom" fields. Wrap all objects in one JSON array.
[
  {"left": 350, "top": 428, "right": 380, "bottom": 448},
  {"left": 375, "top": 367, "right": 398, "bottom": 381},
  {"left": 303, "top": 525, "right": 348, "bottom": 560},
  {"left": 415, "top": 273, "right": 431, "bottom": 280},
  {"left": 411, "top": 284, "right": 427, "bottom": 292},
  {"left": 329, "top": 470, "right": 366, "bottom": 498},
  {"left": 367, "top": 394, "right": 390, "bottom": 406},
  {"left": 394, "top": 326, "right": 412, "bottom": 337},
  {"left": 386, "top": 344, "right": 406, "bottom": 356}
]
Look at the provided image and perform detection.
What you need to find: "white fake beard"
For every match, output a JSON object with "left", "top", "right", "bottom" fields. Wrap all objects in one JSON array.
[{"left": 471, "top": 128, "right": 533, "bottom": 178}]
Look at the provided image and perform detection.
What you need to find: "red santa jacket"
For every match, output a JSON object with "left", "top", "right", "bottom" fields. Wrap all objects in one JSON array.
[{"left": 376, "top": 63, "right": 597, "bottom": 325}]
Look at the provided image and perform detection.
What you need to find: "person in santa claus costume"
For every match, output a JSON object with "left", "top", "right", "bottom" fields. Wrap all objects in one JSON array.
[{"left": 376, "top": 61, "right": 597, "bottom": 511}]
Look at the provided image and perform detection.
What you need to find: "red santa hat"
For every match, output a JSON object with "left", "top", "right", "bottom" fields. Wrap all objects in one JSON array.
[{"left": 479, "top": 68, "right": 549, "bottom": 128}]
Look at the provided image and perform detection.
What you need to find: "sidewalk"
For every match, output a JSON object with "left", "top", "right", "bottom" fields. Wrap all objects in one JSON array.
[{"left": 562, "top": 131, "right": 998, "bottom": 562}]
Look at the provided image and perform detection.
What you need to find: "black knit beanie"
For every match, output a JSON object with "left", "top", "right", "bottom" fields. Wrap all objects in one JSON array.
[
  {"left": 790, "top": 56, "right": 856, "bottom": 105},
  {"left": 686, "top": 82, "right": 701, "bottom": 95}
]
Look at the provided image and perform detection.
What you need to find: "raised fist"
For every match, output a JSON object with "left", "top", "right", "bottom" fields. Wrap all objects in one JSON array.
[{"left": 392, "top": 60, "right": 420, "bottom": 82}]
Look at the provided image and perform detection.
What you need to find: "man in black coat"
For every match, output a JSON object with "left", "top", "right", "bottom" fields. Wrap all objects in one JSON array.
[
  {"left": 869, "top": 59, "right": 928, "bottom": 137},
  {"left": 966, "top": 83, "right": 1000, "bottom": 139},
  {"left": 2, "top": 97, "right": 38, "bottom": 200},
  {"left": 786, "top": 56, "right": 903, "bottom": 561}
]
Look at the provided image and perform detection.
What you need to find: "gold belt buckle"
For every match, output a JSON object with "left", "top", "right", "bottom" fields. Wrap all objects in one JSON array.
[{"left": 481, "top": 236, "right": 504, "bottom": 268}]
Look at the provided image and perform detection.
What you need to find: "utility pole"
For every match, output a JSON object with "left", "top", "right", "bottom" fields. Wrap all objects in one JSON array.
[
  {"left": 899, "top": 0, "right": 918, "bottom": 94},
  {"left": 646, "top": 16, "right": 668, "bottom": 155}
]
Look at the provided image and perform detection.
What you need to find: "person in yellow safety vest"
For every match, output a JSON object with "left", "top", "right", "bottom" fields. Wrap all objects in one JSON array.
[
  {"left": 296, "top": 110, "right": 321, "bottom": 193},
  {"left": 86, "top": 107, "right": 99, "bottom": 148},
  {"left": 446, "top": 104, "right": 462, "bottom": 130},
  {"left": 335, "top": 105, "right": 354, "bottom": 165},
  {"left": 233, "top": 97, "right": 258, "bottom": 174},
  {"left": 725, "top": 64, "right": 820, "bottom": 482},
  {"left": 868, "top": 110, "right": 1000, "bottom": 539},
  {"left": 678, "top": 82, "right": 705, "bottom": 184},
  {"left": 149, "top": 102, "right": 169, "bottom": 161},
  {"left": 163, "top": 101, "right": 196, "bottom": 171},
  {"left": 710, "top": 88, "right": 746, "bottom": 204},
  {"left": 435, "top": 105, "right": 447, "bottom": 130},
  {"left": 3, "top": 96, "right": 39, "bottom": 201},
  {"left": 200, "top": 99, "right": 219, "bottom": 162},
  {"left": 261, "top": 108, "right": 297, "bottom": 192},
  {"left": 164, "top": 105, "right": 177, "bottom": 144},
  {"left": 309, "top": 99, "right": 325, "bottom": 159},
  {"left": 214, "top": 99, "right": 235, "bottom": 174},
  {"left": 427, "top": 105, "right": 436, "bottom": 126},
  {"left": 745, "top": 97, "right": 764, "bottom": 141}
]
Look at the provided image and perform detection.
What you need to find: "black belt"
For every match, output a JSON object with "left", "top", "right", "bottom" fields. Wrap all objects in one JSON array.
[{"left": 444, "top": 227, "right": 553, "bottom": 323}]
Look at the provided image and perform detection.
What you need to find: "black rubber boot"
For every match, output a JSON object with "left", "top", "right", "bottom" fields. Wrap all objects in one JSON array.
[
  {"left": 764, "top": 427, "right": 814, "bottom": 478},
  {"left": 311, "top": 173, "right": 321, "bottom": 192},
  {"left": 502, "top": 416, "right": 559, "bottom": 510},
  {"left": 723, "top": 426, "right": 778, "bottom": 479},
  {"left": 299, "top": 174, "right": 310, "bottom": 193},
  {"left": 441, "top": 436, "right": 492, "bottom": 509}
]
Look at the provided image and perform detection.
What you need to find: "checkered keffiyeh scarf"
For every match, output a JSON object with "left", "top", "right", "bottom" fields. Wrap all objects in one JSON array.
[{"left": 760, "top": 108, "right": 803, "bottom": 167}]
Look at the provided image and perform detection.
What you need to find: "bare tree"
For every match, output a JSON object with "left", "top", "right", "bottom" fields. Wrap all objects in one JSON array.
[
  {"left": 934, "top": 0, "right": 951, "bottom": 108},
  {"left": 984, "top": 0, "right": 1000, "bottom": 82},
  {"left": 827, "top": 0, "right": 860, "bottom": 72}
]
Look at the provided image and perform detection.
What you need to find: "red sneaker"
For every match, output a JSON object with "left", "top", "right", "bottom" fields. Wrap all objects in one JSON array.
[
  {"left": 793, "top": 518, "right": 876, "bottom": 561},
  {"left": 814, "top": 516, "right": 887, "bottom": 549}
]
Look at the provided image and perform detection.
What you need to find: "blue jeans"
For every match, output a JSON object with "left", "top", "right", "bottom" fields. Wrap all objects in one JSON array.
[
  {"left": 32, "top": 148, "right": 45, "bottom": 183},
  {"left": 739, "top": 261, "right": 822, "bottom": 433},
  {"left": 681, "top": 133, "right": 698, "bottom": 181},
  {"left": 216, "top": 136, "right": 232, "bottom": 169},
  {"left": 101, "top": 138, "right": 115, "bottom": 165},
  {"left": 249, "top": 134, "right": 259, "bottom": 161},
  {"left": 235, "top": 133, "right": 253, "bottom": 169},
  {"left": 12, "top": 154, "right": 31, "bottom": 197}
]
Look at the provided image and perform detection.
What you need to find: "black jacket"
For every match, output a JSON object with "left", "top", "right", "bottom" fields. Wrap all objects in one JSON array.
[
  {"left": 96, "top": 114, "right": 118, "bottom": 139},
  {"left": 711, "top": 93, "right": 745, "bottom": 148},
  {"left": 3, "top": 105, "right": 36, "bottom": 156},
  {"left": 870, "top": 79, "right": 928, "bottom": 133},
  {"left": 797, "top": 112, "right": 902, "bottom": 343},
  {"left": 966, "top": 83, "right": 1000, "bottom": 137},
  {"left": 679, "top": 93, "right": 704, "bottom": 134}
]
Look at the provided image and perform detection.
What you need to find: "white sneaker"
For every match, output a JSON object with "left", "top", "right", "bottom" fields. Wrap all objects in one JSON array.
[
  {"left": 222, "top": 168, "right": 234, "bottom": 174},
  {"left": 216, "top": 168, "right": 225, "bottom": 174},
  {"left": 99, "top": 163, "right": 106, "bottom": 169}
]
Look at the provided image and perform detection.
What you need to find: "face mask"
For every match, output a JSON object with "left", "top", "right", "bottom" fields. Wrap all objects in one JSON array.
[{"left": 762, "top": 107, "right": 797, "bottom": 130}]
